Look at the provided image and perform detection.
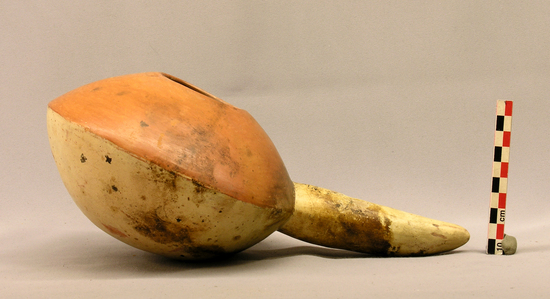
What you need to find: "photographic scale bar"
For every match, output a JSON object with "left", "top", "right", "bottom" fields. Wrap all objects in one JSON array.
[{"left": 487, "top": 100, "right": 513, "bottom": 255}]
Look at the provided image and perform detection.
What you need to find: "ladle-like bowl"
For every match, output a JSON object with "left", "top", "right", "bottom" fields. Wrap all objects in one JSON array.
[
  {"left": 47, "top": 72, "right": 294, "bottom": 259},
  {"left": 48, "top": 72, "right": 470, "bottom": 260}
]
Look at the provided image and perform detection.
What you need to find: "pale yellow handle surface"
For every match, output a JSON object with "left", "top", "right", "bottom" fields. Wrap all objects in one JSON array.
[{"left": 278, "top": 183, "right": 470, "bottom": 256}]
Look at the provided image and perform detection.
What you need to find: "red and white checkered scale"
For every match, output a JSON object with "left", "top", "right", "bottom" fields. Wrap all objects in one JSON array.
[{"left": 487, "top": 100, "right": 513, "bottom": 255}]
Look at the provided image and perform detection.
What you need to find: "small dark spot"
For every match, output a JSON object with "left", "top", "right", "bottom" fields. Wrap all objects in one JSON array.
[
  {"left": 80, "top": 153, "right": 87, "bottom": 163},
  {"left": 105, "top": 155, "right": 112, "bottom": 164},
  {"left": 141, "top": 195, "right": 147, "bottom": 201},
  {"left": 111, "top": 185, "right": 118, "bottom": 192},
  {"left": 176, "top": 218, "right": 181, "bottom": 222},
  {"left": 116, "top": 91, "right": 129, "bottom": 96},
  {"left": 140, "top": 120, "right": 149, "bottom": 127},
  {"left": 219, "top": 210, "right": 223, "bottom": 213},
  {"left": 233, "top": 235, "right": 241, "bottom": 241}
]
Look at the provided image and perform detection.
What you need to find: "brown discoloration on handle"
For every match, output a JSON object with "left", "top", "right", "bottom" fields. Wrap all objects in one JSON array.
[
  {"left": 279, "top": 184, "right": 393, "bottom": 255},
  {"left": 279, "top": 183, "right": 470, "bottom": 256},
  {"left": 48, "top": 72, "right": 294, "bottom": 212}
]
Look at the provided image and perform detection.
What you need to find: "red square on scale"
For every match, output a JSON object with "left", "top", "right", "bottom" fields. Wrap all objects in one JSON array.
[
  {"left": 499, "top": 193, "right": 507, "bottom": 208},
  {"left": 497, "top": 224, "right": 505, "bottom": 239},
  {"left": 505, "top": 101, "right": 513, "bottom": 116},
  {"left": 503, "top": 131, "right": 511, "bottom": 147},
  {"left": 500, "top": 162, "right": 509, "bottom": 178}
]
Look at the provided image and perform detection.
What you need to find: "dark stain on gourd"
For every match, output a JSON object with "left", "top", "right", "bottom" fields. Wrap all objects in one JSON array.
[
  {"left": 132, "top": 210, "right": 192, "bottom": 245},
  {"left": 191, "top": 178, "right": 208, "bottom": 194},
  {"left": 126, "top": 164, "right": 224, "bottom": 249},
  {"left": 148, "top": 165, "right": 178, "bottom": 192},
  {"left": 130, "top": 209, "right": 230, "bottom": 259}
]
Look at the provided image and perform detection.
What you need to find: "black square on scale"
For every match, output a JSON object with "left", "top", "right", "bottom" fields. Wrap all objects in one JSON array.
[
  {"left": 494, "top": 146, "right": 502, "bottom": 162},
  {"left": 496, "top": 115, "right": 505, "bottom": 131}
]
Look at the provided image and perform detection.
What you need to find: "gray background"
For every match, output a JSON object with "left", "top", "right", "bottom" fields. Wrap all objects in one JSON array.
[{"left": 2, "top": 1, "right": 549, "bottom": 297}]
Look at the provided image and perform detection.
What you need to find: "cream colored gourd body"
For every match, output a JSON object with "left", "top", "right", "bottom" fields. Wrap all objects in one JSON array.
[
  {"left": 47, "top": 72, "right": 294, "bottom": 260},
  {"left": 47, "top": 72, "right": 469, "bottom": 260},
  {"left": 48, "top": 109, "right": 290, "bottom": 259}
]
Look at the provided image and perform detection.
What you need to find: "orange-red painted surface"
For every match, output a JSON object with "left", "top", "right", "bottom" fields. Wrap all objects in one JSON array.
[{"left": 48, "top": 72, "right": 294, "bottom": 211}]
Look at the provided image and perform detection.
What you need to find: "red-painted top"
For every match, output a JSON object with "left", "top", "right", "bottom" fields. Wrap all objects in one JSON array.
[{"left": 48, "top": 72, "right": 294, "bottom": 211}]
